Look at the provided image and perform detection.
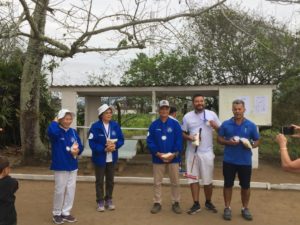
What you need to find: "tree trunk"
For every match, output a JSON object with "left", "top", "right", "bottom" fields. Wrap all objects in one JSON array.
[
  {"left": 20, "top": 1, "right": 48, "bottom": 163},
  {"left": 115, "top": 102, "right": 122, "bottom": 126}
]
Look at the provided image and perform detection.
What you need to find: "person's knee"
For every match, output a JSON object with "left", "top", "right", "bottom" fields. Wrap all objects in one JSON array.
[
  {"left": 240, "top": 182, "right": 250, "bottom": 189},
  {"left": 224, "top": 180, "right": 234, "bottom": 188}
]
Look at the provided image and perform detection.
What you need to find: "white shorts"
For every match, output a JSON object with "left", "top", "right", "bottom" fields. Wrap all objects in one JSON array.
[{"left": 186, "top": 151, "right": 215, "bottom": 185}]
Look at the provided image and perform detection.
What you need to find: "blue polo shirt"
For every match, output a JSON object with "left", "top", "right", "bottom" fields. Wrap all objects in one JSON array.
[
  {"left": 218, "top": 118, "right": 259, "bottom": 166},
  {"left": 147, "top": 117, "right": 183, "bottom": 164}
]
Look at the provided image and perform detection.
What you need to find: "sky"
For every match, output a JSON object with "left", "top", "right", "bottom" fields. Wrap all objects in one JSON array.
[{"left": 44, "top": 0, "right": 300, "bottom": 85}]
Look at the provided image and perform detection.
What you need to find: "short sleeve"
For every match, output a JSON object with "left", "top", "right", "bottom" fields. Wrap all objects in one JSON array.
[
  {"left": 212, "top": 111, "right": 222, "bottom": 126},
  {"left": 218, "top": 123, "right": 225, "bottom": 137}
]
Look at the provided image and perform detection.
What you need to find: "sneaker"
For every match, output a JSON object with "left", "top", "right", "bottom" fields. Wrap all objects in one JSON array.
[
  {"left": 52, "top": 215, "right": 64, "bottom": 224},
  {"left": 187, "top": 203, "right": 201, "bottom": 215},
  {"left": 205, "top": 200, "right": 218, "bottom": 213},
  {"left": 172, "top": 202, "right": 182, "bottom": 214},
  {"left": 223, "top": 207, "right": 232, "bottom": 221},
  {"left": 105, "top": 199, "right": 116, "bottom": 210},
  {"left": 150, "top": 203, "right": 162, "bottom": 214},
  {"left": 241, "top": 208, "right": 253, "bottom": 221},
  {"left": 61, "top": 215, "right": 77, "bottom": 223},
  {"left": 97, "top": 200, "right": 105, "bottom": 212}
]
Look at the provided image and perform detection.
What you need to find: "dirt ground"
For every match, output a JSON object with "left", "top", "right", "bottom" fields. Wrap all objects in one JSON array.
[
  {"left": 16, "top": 181, "right": 300, "bottom": 225},
  {"left": 2, "top": 151, "right": 300, "bottom": 225},
  {"left": 10, "top": 154, "right": 300, "bottom": 184}
]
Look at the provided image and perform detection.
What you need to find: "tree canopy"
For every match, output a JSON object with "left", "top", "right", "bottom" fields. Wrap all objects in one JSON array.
[
  {"left": 0, "top": 0, "right": 227, "bottom": 160},
  {"left": 121, "top": 51, "right": 198, "bottom": 86},
  {"left": 122, "top": 7, "right": 300, "bottom": 87}
]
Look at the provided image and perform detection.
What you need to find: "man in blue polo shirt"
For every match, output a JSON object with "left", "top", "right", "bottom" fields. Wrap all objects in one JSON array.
[
  {"left": 218, "top": 99, "right": 260, "bottom": 221},
  {"left": 147, "top": 100, "right": 183, "bottom": 214}
]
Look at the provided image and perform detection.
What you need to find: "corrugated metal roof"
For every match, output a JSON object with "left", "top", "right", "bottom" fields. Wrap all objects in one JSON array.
[{"left": 50, "top": 84, "right": 276, "bottom": 88}]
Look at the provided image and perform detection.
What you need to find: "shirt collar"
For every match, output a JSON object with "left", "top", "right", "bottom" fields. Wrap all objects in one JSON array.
[
  {"left": 194, "top": 109, "right": 205, "bottom": 115},
  {"left": 230, "top": 117, "right": 247, "bottom": 125}
]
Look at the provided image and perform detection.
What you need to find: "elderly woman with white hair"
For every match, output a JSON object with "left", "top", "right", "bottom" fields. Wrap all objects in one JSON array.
[
  {"left": 88, "top": 104, "right": 124, "bottom": 212},
  {"left": 48, "top": 109, "right": 84, "bottom": 224}
]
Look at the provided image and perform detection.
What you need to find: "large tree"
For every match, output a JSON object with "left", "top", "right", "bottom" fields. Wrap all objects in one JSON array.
[
  {"left": 181, "top": 7, "right": 299, "bottom": 85},
  {"left": 122, "top": 7, "right": 299, "bottom": 86},
  {"left": 0, "top": 0, "right": 226, "bottom": 162},
  {"left": 273, "top": 68, "right": 300, "bottom": 126}
]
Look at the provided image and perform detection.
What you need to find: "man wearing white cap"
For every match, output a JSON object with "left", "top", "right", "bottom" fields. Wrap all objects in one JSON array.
[
  {"left": 88, "top": 104, "right": 124, "bottom": 212},
  {"left": 48, "top": 109, "right": 84, "bottom": 224},
  {"left": 147, "top": 100, "right": 183, "bottom": 214}
]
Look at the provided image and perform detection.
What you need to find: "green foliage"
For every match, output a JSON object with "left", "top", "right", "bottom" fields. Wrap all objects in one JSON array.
[
  {"left": 39, "top": 73, "right": 60, "bottom": 143},
  {"left": 258, "top": 129, "right": 300, "bottom": 161},
  {"left": 272, "top": 72, "right": 300, "bottom": 126},
  {"left": 112, "top": 113, "right": 151, "bottom": 138},
  {"left": 0, "top": 51, "right": 60, "bottom": 146},
  {"left": 0, "top": 58, "right": 22, "bottom": 146},
  {"left": 120, "top": 50, "right": 199, "bottom": 112},
  {"left": 121, "top": 50, "right": 198, "bottom": 86},
  {"left": 182, "top": 7, "right": 297, "bottom": 85},
  {"left": 77, "top": 98, "right": 85, "bottom": 126},
  {"left": 120, "top": 7, "right": 299, "bottom": 113}
]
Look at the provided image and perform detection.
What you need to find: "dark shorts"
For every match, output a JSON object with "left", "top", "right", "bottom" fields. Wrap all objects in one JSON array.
[{"left": 223, "top": 161, "right": 252, "bottom": 189}]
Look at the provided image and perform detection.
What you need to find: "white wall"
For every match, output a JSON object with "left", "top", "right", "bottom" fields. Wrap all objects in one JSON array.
[
  {"left": 219, "top": 86, "right": 273, "bottom": 126},
  {"left": 218, "top": 86, "right": 274, "bottom": 168}
]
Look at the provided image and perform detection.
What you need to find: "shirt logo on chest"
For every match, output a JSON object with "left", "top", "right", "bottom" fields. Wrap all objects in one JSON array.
[{"left": 167, "top": 127, "right": 173, "bottom": 133}]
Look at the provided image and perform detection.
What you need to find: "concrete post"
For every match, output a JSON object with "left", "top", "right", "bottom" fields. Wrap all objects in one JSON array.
[
  {"left": 251, "top": 126, "right": 260, "bottom": 168},
  {"left": 252, "top": 147, "right": 259, "bottom": 169},
  {"left": 84, "top": 96, "right": 101, "bottom": 127},
  {"left": 82, "top": 96, "right": 101, "bottom": 172},
  {"left": 151, "top": 90, "right": 156, "bottom": 121}
]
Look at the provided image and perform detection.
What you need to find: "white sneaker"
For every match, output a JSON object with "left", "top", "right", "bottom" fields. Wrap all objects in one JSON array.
[
  {"left": 105, "top": 199, "right": 115, "bottom": 210},
  {"left": 97, "top": 201, "right": 105, "bottom": 212}
]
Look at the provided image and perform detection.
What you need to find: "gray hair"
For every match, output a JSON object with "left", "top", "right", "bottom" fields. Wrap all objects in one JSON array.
[{"left": 232, "top": 99, "right": 245, "bottom": 107}]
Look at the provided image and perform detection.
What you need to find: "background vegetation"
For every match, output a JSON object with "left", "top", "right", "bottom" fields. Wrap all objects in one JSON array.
[{"left": 1, "top": 5, "right": 300, "bottom": 161}]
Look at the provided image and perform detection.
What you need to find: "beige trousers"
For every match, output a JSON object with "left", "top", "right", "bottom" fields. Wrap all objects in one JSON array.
[{"left": 153, "top": 163, "right": 180, "bottom": 204}]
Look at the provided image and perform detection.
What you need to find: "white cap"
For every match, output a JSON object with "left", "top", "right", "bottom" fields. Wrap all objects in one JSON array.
[
  {"left": 57, "top": 109, "right": 75, "bottom": 120},
  {"left": 159, "top": 100, "right": 170, "bottom": 108},
  {"left": 98, "top": 104, "right": 113, "bottom": 116}
]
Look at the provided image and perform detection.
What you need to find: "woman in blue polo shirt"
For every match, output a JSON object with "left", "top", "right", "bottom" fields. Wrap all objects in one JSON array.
[{"left": 88, "top": 104, "right": 124, "bottom": 212}]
